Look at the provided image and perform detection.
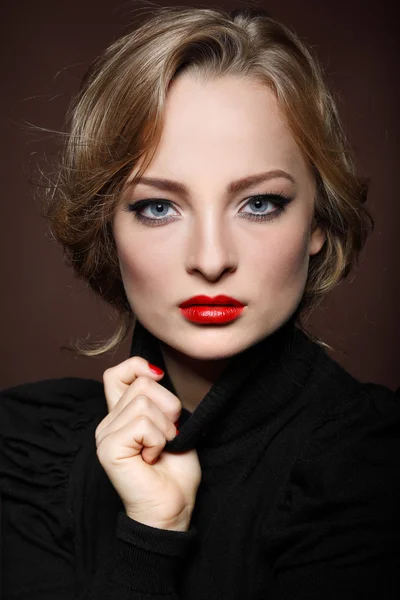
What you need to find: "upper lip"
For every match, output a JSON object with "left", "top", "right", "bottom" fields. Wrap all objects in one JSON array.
[{"left": 179, "top": 295, "right": 245, "bottom": 308}]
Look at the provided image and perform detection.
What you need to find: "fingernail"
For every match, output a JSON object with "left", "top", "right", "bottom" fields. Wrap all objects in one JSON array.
[
  {"left": 174, "top": 421, "right": 179, "bottom": 436},
  {"left": 148, "top": 363, "right": 164, "bottom": 375}
]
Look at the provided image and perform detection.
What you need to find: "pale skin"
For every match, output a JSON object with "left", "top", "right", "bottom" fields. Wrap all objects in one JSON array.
[{"left": 95, "top": 73, "right": 326, "bottom": 531}]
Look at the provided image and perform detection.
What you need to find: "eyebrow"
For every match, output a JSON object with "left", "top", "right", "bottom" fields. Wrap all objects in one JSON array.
[{"left": 129, "top": 169, "right": 296, "bottom": 196}]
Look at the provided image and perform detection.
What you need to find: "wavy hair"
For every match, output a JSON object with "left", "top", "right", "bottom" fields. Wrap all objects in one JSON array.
[{"left": 42, "top": 4, "right": 373, "bottom": 355}]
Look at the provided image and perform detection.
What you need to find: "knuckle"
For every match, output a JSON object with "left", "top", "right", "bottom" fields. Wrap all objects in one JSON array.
[
  {"left": 132, "top": 375, "right": 152, "bottom": 393},
  {"left": 171, "top": 397, "right": 182, "bottom": 414},
  {"left": 133, "top": 394, "right": 152, "bottom": 411},
  {"left": 132, "top": 416, "right": 164, "bottom": 444},
  {"left": 134, "top": 414, "right": 152, "bottom": 429},
  {"left": 96, "top": 440, "right": 109, "bottom": 464},
  {"left": 158, "top": 433, "right": 168, "bottom": 449},
  {"left": 102, "top": 366, "right": 115, "bottom": 383},
  {"left": 96, "top": 433, "right": 119, "bottom": 464},
  {"left": 138, "top": 376, "right": 153, "bottom": 392},
  {"left": 166, "top": 421, "right": 177, "bottom": 441}
]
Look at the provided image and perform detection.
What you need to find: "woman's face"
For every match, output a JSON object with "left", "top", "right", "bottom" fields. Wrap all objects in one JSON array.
[{"left": 113, "top": 74, "right": 325, "bottom": 361}]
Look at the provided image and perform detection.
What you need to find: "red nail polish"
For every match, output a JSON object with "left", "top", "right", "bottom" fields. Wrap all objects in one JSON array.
[
  {"left": 174, "top": 421, "right": 179, "bottom": 436},
  {"left": 148, "top": 363, "right": 164, "bottom": 375}
]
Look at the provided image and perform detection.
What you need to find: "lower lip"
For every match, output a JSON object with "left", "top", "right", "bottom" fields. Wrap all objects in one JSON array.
[{"left": 179, "top": 305, "right": 245, "bottom": 324}]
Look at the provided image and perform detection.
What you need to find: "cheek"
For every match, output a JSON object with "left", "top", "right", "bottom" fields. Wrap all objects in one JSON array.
[
  {"left": 117, "top": 242, "right": 150, "bottom": 286},
  {"left": 251, "top": 225, "right": 311, "bottom": 287},
  {"left": 115, "top": 231, "right": 174, "bottom": 296}
]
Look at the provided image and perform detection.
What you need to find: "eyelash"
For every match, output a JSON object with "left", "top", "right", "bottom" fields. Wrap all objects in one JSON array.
[{"left": 125, "top": 193, "right": 293, "bottom": 227}]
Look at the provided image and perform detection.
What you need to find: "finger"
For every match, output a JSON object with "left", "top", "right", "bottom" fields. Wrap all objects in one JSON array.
[
  {"left": 96, "top": 375, "right": 181, "bottom": 438},
  {"left": 97, "top": 415, "right": 167, "bottom": 466},
  {"left": 96, "top": 394, "right": 177, "bottom": 447},
  {"left": 103, "top": 356, "right": 164, "bottom": 411}
]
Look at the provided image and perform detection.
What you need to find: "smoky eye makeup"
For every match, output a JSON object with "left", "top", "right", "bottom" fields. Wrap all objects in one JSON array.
[{"left": 124, "top": 190, "right": 295, "bottom": 227}]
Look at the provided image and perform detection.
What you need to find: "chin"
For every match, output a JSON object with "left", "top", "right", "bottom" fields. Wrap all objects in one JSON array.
[{"left": 161, "top": 326, "right": 269, "bottom": 362}]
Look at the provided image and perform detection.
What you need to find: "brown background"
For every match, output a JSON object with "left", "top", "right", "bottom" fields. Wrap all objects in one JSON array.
[{"left": 1, "top": 1, "right": 399, "bottom": 391}]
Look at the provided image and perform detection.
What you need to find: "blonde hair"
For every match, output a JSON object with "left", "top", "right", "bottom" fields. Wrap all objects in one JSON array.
[{"left": 43, "top": 4, "right": 373, "bottom": 355}]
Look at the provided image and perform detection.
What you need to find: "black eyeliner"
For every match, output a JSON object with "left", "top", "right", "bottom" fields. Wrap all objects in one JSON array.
[{"left": 126, "top": 192, "right": 294, "bottom": 225}]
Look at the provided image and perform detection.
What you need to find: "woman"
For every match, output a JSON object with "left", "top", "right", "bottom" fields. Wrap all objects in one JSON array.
[{"left": 1, "top": 5, "right": 399, "bottom": 599}]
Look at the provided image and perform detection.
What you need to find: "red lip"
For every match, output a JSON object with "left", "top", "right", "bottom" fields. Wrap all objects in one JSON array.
[
  {"left": 179, "top": 305, "right": 245, "bottom": 324},
  {"left": 179, "top": 295, "right": 244, "bottom": 308}
]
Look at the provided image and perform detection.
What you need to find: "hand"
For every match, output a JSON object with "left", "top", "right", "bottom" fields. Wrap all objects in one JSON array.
[{"left": 95, "top": 356, "right": 201, "bottom": 532}]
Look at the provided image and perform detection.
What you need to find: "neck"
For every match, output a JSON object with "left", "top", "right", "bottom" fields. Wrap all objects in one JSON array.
[{"left": 159, "top": 341, "right": 232, "bottom": 412}]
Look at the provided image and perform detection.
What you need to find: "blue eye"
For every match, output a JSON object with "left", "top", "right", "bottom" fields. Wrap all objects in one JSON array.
[
  {"left": 126, "top": 193, "right": 293, "bottom": 226},
  {"left": 238, "top": 194, "right": 292, "bottom": 221},
  {"left": 126, "top": 199, "right": 177, "bottom": 226}
]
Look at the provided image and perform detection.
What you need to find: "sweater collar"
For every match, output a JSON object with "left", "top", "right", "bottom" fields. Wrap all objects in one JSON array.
[{"left": 129, "top": 316, "right": 319, "bottom": 462}]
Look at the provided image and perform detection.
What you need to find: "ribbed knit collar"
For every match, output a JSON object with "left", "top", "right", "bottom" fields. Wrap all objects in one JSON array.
[{"left": 129, "top": 316, "right": 321, "bottom": 465}]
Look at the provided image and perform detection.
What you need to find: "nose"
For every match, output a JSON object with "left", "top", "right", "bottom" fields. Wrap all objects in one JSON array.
[{"left": 185, "top": 210, "right": 238, "bottom": 281}]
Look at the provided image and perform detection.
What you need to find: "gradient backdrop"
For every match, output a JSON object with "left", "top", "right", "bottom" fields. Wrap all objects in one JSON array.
[{"left": 1, "top": 0, "right": 399, "bottom": 390}]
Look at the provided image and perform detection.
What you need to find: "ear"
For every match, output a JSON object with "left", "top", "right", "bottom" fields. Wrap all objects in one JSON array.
[{"left": 309, "top": 220, "right": 326, "bottom": 256}]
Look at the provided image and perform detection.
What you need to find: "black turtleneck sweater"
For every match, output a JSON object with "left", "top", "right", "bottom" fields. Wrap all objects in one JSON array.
[{"left": 1, "top": 319, "right": 399, "bottom": 599}]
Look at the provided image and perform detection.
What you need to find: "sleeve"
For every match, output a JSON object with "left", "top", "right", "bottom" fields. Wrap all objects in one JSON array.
[
  {"left": 84, "top": 514, "right": 196, "bottom": 599},
  {"left": 0, "top": 378, "right": 194, "bottom": 600},
  {"left": 267, "top": 383, "right": 400, "bottom": 600}
]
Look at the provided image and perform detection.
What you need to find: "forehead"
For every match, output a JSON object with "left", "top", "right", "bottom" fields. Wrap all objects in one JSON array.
[{"left": 131, "top": 74, "right": 312, "bottom": 188}]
